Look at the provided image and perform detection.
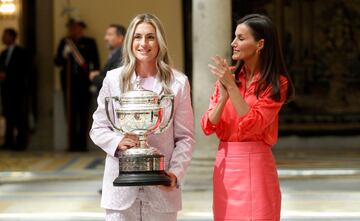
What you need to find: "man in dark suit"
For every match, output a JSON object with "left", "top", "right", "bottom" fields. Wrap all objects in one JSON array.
[
  {"left": 55, "top": 18, "right": 100, "bottom": 151},
  {"left": 89, "top": 24, "right": 126, "bottom": 90},
  {"left": 0, "top": 28, "right": 31, "bottom": 151}
]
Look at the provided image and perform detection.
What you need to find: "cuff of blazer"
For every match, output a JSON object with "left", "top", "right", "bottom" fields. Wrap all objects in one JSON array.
[
  {"left": 106, "top": 134, "right": 123, "bottom": 157},
  {"left": 168, "top": 168, "right": 184, "bottom": 188}
]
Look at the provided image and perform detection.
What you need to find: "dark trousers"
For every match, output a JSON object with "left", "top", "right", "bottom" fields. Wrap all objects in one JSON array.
[
  {"left": 62, "top": 73, "right": 91, "bottom": 151},
  {"left": 2, "top": 93, "right": 29, "bottom": 150}
]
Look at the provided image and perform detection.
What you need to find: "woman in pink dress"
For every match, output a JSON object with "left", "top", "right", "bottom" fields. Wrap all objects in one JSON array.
[{"left": 201, "top": 14, "right": 294, "bottom": 221}]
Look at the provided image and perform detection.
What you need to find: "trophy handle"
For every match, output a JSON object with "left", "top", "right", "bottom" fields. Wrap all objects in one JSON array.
[
  {"left": 105, "top": 96, "right": 124, "bottom": 132},
  {"left": 155, "top": 94, "right": 174, "bottom": 134}
]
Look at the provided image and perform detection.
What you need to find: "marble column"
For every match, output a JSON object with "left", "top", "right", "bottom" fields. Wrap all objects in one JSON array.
[
  {"left": 31, "top": 0, "right": 54, "bottom": 150},
  {"left": 192, "top": 0, "right": 232, "bottom": 158}
]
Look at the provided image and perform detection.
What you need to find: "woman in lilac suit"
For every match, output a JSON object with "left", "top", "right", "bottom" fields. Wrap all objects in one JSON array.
[{"left": 90, "top": 13, "right": 195, "bottom": 221}]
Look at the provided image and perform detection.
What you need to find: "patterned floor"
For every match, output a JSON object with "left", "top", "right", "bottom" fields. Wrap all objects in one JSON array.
[
  {"left": 0, "top": 151, "right": 105, "bottom": 172},
  {"left": 1, "top": 148, "right": 360, "bottom": 221},
  {"left": 1, "top": 147, "right": 360, "bottom": 172}
]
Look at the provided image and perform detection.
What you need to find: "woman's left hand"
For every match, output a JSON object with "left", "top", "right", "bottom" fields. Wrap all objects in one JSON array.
[
  {"left": 158, "top": 171, "right": 178, "bottom": 192},
  {"left": 208, "top": 56, "right": 236, "bottom": 90}
]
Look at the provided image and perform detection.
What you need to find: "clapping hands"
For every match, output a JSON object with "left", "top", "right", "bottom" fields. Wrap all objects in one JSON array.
[{"left": 208, "top": 56, "right": 236, "bottom": 101}]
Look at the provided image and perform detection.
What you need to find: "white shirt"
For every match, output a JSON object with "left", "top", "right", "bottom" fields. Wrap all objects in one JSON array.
[
  {"left": 5, "top": 45, "right": 15, "bottom": 66},
  {"left": 140, "top": 75, "right": 156, "bottom": 91}
]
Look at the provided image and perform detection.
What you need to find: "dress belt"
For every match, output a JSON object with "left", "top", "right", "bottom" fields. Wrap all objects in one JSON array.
[{"left": 218, "top": 141, "right": 271, "bottom": 155}]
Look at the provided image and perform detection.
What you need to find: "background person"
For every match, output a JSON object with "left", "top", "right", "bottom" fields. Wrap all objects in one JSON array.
[
  {"left": 55, "top": 18, "right": 100, "bottom": 151},
  {"left": 89, "top": 24, "right": 126, "bottom": 91},
  {"left": 0, "top": 28, "right": 31, "bottom": 151}
]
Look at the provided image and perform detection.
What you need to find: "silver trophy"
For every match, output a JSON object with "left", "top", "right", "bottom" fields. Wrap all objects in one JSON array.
[{"left": 105, "top": 77, "right": 174, "bottom": 186}]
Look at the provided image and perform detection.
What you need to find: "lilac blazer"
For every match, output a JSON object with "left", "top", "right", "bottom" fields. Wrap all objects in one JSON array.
[{"left": 90, "top": 67, "right": 195, "bottom": 212}]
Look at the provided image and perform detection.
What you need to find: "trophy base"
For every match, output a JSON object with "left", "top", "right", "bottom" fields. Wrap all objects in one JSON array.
[{"left": 113, "top": 171, "right": 172, "bottom": 186}]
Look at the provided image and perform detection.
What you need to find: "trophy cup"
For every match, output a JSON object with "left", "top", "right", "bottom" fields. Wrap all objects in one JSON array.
[{"left": 105, "top": 77, "right": 174, "bottom": 186}]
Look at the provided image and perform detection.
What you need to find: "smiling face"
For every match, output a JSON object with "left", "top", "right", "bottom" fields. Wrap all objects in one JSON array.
[
  {"left": 231, "top": 23, "right": 263, "bottom": 63},
  {"left": 132, "top": 22, "right": 159, "bottom": 64}
]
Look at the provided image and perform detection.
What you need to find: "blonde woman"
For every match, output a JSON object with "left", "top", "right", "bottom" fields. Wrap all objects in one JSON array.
[{"left": 90, "top": 13, "right": 195, "bottom": 221}]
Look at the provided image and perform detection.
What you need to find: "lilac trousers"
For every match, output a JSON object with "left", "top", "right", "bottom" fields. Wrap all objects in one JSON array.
[{"left": 105, "top": 187, "right": 177, "bottom": 221}]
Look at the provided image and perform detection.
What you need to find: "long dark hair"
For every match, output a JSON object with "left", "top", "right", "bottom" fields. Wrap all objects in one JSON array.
[{"left": 233, "top": 14, "right": 294, "bottom": 102}]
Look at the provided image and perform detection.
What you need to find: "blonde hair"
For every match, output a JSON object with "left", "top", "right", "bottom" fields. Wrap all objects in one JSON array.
[{"left": 120, "top": 13, "right": 173, "bottom": 93}]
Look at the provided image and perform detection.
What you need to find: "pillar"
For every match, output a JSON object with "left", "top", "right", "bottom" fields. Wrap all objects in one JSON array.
[{"left": 192, "top": 0, "right": 232, "bottom": 158}]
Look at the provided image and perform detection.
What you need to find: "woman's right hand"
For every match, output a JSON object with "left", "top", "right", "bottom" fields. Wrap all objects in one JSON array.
[{"left": 117, "top": 133, "right": 140, "bottom": 151}]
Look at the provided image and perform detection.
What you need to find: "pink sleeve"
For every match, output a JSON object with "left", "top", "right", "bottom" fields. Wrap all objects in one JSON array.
[
  {"left": 169, "top": 78, "right": 195, "bottom": 185},
  {"left": 89, "top": 73, "right": 124, "bottom": 157},
  {"left": 200, "top": 82, "right": 220, "bottom": 135},
  {"left": 237, "top": 78, "right": 288, "bottom": 137}
]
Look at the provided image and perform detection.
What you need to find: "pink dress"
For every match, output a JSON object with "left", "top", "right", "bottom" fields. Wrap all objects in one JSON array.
[{"left": 201, "top": 69, "right": 288, "bottom": 221}]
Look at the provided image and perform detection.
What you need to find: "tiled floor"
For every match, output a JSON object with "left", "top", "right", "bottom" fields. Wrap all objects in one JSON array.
[{"left": 1, "top": 147, "right": 360, "bottom": 221}]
